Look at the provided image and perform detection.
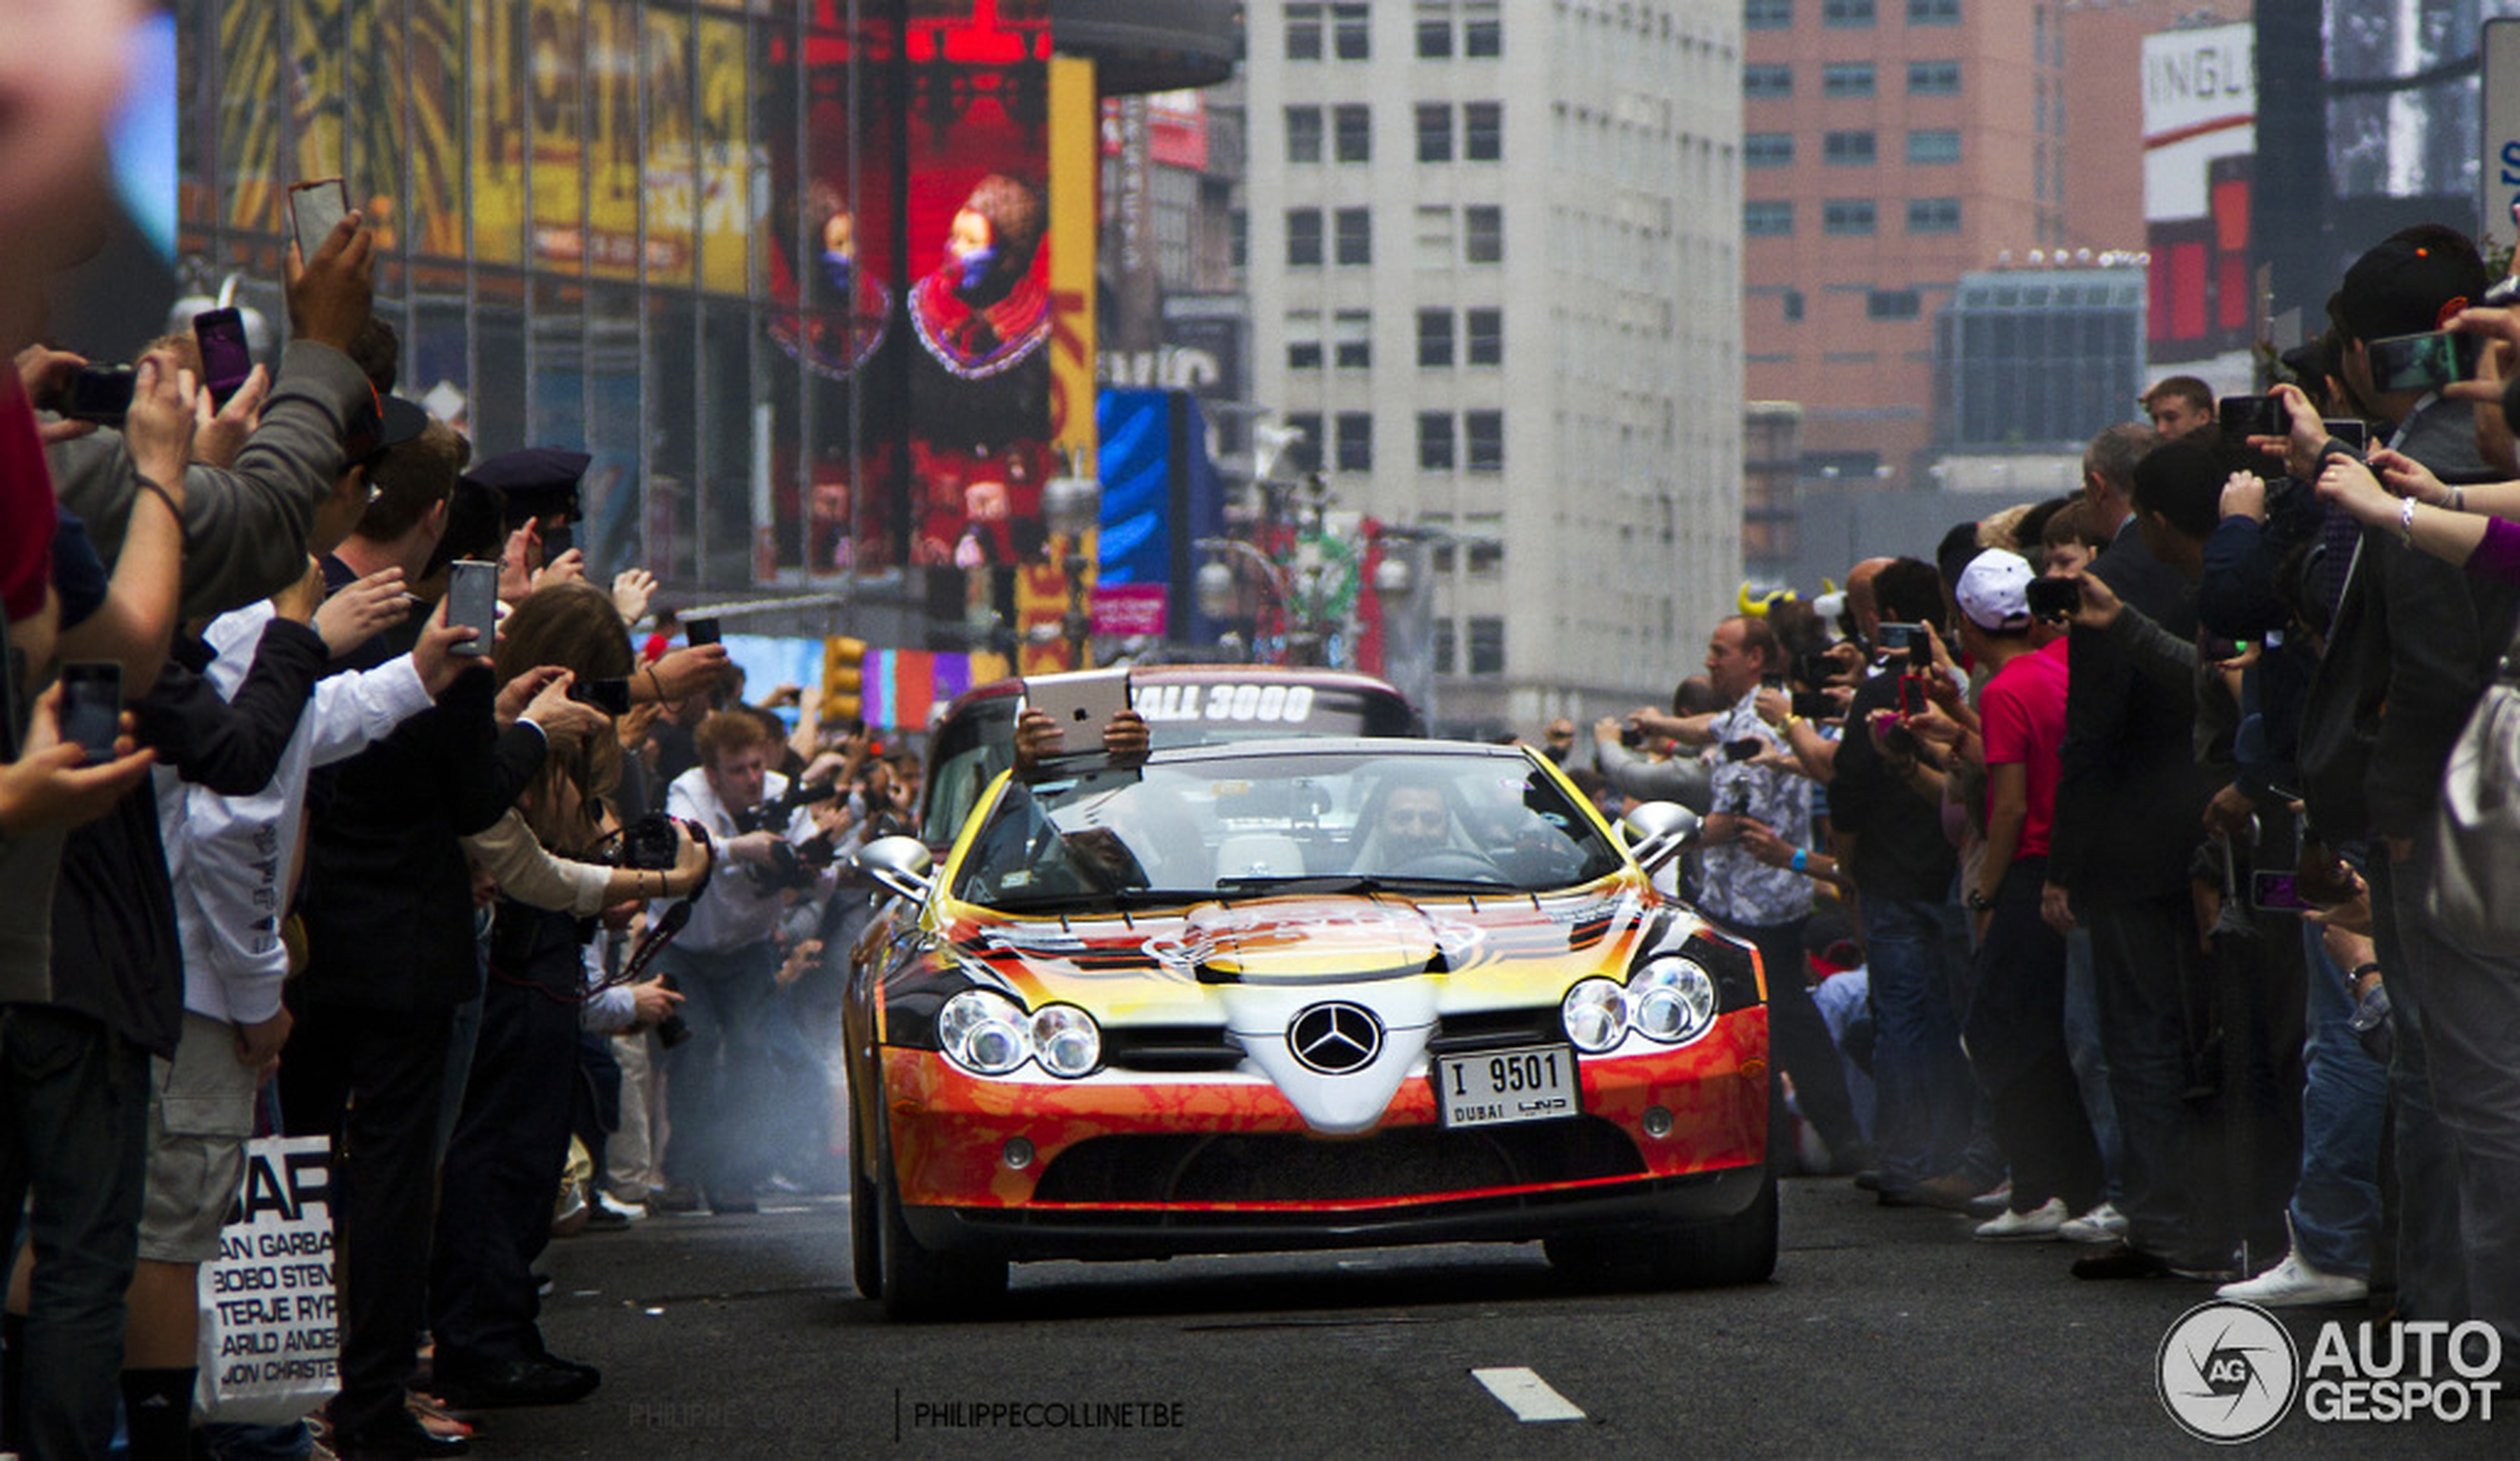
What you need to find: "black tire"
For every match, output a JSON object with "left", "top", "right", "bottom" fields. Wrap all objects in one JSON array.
[
  {"left": 1545, "top": 1168, "right": 1779, "bottom": 1290},
  {"left": 875, "top": 1126, "right": 1008, "bottom": 1321},
  {"left": 850, "top": 1156, "right": 883, "bottom": 1301}
]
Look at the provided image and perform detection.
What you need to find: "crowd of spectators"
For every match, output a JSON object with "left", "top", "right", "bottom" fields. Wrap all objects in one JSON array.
[
  {"left": 1564, "top": 224, "right": 2520, "bottom": 1375},
  {"left": 0, "top": 11, "right": 927, "bottom": 1456}
]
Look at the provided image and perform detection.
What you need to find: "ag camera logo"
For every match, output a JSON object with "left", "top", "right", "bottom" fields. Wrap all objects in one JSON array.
[{"left": 2156, "top": 1301, "right": 2300, "bottom": 1444}]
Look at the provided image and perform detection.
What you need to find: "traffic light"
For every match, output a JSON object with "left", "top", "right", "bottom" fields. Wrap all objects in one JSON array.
[{"left": 822, "top": 636, "right": 866, "bottom": 722}]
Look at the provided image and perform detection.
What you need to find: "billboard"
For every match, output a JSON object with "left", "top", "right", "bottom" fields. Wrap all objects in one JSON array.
[{"left": 2143, "top": 23, "right": 2255, "bottom": 364}]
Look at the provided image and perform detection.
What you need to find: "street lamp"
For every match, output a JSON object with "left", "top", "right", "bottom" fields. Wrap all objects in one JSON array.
[
  {"left": 1040, "top": 451, "right": 1101, "bottom": 668},
  {"left": 1194, "top": 537, "right": 1290, "bottom": 664}
]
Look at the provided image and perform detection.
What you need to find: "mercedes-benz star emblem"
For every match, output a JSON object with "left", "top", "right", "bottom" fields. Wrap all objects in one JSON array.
[{"left": 1288, "top": 1002, "right": 1383, "bottom": 1075}]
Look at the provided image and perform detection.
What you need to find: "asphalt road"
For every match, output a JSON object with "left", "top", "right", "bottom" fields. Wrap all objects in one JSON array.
[{"left": 471, "top": 1174, "right": 2507, "bottom": 1459}]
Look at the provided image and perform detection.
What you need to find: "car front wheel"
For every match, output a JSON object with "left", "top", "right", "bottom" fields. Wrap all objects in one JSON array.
[
  {"left": 874, "top": 1116, "right": 1009, "bottom": 1321},
  {"left": 1545, "top": 1167, "right": 1778, "bottom": 1290}
]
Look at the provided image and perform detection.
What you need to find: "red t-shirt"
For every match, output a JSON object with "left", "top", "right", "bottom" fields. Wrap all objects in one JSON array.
[
  {"left": 1979, "top": 639, "right": 2070, "bottom": 860},
  {"left": 0, "top": 380, "right": 60, "bottom": 623}
]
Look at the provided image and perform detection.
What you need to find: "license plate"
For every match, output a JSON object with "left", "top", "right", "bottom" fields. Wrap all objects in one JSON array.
[{"left": 1435, "top": 1045, "right": 1581, "bottom": 1129}]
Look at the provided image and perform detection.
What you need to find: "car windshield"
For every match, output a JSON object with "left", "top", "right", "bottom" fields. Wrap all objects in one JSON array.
[{"left": 952, "top": 748, "right": 1626, "bottom": 911}]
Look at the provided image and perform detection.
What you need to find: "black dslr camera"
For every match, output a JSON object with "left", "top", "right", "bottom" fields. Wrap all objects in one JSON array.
[
  {"left": 734, "top": 780, "right": 845, "bottom": 893},
  {"left": 611, "top": 812, "right": 683, "bottom": 872}
]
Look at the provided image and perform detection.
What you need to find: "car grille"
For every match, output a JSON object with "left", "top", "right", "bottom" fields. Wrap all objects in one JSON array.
[
  {"left": 1028, "top": 1116, "right": 1645, "bottom": 1205},
  {"left": 1101, "top": 1007, "right": 1566, "bottom": 1075}
]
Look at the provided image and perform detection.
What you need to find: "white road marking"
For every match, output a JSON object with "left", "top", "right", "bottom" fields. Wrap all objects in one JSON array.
[{"left": 1471, "top": 1367, "right": 1587, "bottom": 1422}]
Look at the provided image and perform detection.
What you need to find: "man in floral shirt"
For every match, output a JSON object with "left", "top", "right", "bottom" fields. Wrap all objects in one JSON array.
[{"left": 1696, "top": 615, "right": 1866, "bottom": 1170}]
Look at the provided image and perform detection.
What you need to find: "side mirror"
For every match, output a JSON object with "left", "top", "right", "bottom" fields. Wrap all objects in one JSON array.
[
  {"left": 1621, "top": 800, "right": 1701, "bottom": 874},
  {"left": 856, "top": 835, "right": 936, "bottom": 904}
]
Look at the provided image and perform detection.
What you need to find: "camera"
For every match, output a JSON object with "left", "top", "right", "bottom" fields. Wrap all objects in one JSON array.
[
  {"left": 653, "top": 973, "right": 693, "bottom": 1049},
  {"left": 2217, "top": 394, "right": 2287, "bottom": 441},
  {"left": 63, "top": 365, "right": 136, "bottom": 425},
  {"left": 610, "top": 812, "right": 682, "bottom": 872}
]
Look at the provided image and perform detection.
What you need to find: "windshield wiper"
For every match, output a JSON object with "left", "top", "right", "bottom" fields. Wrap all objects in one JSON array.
[
  {"left": 1212, "top": 874, "right": 1520, "bottom": 897},
  {"left": 983, "top": 887, "right": 1216, "bottom": 913}
]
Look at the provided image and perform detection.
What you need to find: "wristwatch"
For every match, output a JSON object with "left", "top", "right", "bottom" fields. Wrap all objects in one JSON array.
[{"left": 1964, "top": 888, "right": 1994, "bottom": 912}]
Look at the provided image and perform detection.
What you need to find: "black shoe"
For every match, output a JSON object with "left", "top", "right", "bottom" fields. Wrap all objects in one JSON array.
[
  {"left": 581, "top": 1203, "right": 630, "bottom": 1232},
  {"left": 1877, "top": 1173, "right": 1981, "bottom": 1213},
  {"left": 1851, "top": 1169, "right": 1886, "bottom": 1192},
  {"left": 646, "top": 1179, "right": 704, "bottom": 1214},
  {"left": 432, "top": 1354, "right": 601, "bottom": 1409},
  {"left": 333, "top": 1410, "right": 472, "bottom": 1459},
  {"left": 2072, "top": 1240, "right": 2172, "bottom": 1280},
  {"left": 708, "top": 1192, "right": 759, "bottom": 1215}
]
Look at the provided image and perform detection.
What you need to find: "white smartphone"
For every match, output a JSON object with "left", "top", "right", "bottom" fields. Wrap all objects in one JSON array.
[
  {"left": 289, "top": 178, "right": 349, "bottom": 263},
  {"left": 1021, "top": 668, "right": 1133, "bottom": 752}
]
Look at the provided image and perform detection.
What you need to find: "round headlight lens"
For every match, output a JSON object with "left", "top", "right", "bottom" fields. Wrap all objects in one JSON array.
[
  {"left": 1562, "top": 977, "right": 1629, "bottom": 1053},
  {"left": 1030, "top": 1004, "right": 1102, "bottom": 1078},
  {"left": 1630, "top": 958, "right": 1718, "bottom": 1043},
  {"left": 938, "top": 989, "right": 1031, "bottom": 1076}
]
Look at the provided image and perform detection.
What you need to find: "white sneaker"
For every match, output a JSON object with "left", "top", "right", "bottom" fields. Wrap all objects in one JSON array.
[
  {"left": 1974, "top": 1197, "right": 2069, "bottom": 1240},
  {"left": 2217, "top": 1249, "right": 2368, "bottom": 1307},
  {"left": 2057, "top": 1201, "right": 2128, "bottom": 1245}
]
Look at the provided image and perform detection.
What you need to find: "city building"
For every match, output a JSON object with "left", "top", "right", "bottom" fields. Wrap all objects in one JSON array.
[{"left": 1241, "top": 1, "right": 1744, "bottom": 732}]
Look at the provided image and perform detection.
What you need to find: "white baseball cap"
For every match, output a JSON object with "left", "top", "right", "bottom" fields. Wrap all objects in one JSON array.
[{"left": 1955, "top": 548, "right": 2034, "bottom": 631}]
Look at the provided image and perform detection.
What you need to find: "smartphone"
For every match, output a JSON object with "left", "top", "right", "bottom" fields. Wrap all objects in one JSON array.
[
  {"left": 1759, "top": 672, "right": 1786, "bottom": 692},
  {"left": 2026, "top": 576, "right": 2081, "bottom": 622},
  {"left": 2251, "top": 869, "right": 2314, "bottom": 914},
  {"left": 2217, "top": 394, "right": 2287, "bottom": 441},
  {"left": 1790, "top": 690, "right": 1831, "bottom": 720},
  {"left": 2365, "top": 329, "right": 2482, "bottom": 395},
  {"left": 2325, "top": 419, "right": 2370, "bottom": 453},
  {"left": 684, "top": 616, "right": 721, "bottom": 647},
  {"left": 59, "top": 663, "right": 122, "bottom": 764},
  {"left": 1022, "top": 667, "right": 1133, "bottom": 748},
  {"left": 288, "top": 178, "right": 349, "bottom": 264},
  {"left": 192, "top": 307, "right": 253, "bottom": 410},
  {"left": 445, "top": 559, "right": 498, "bottom": 659},
  {"left": 1897, "top": 673, "right": 1928, "bottom": 717},
  {"left": 62, "top": 365, "right": 136, "bottom": 425},
  {"left": 569, "top": 676, "right": 633, "bottom": 715},
  {"left": 1877, "top": 622, "right": 1921, "bottom": 659},
  {"left": 1721, "top": 737, "right": 1767, "bottom": 763}
]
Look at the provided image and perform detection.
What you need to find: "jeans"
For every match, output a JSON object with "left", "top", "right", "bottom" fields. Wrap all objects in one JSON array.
[
  {"left": 1860, "top": 895, "right": 1974, "bottom": 1187},
  {"left": 0, "top": 1004, "right": 149, "bottom": 1461},
  {"left": 2287, "top": 920, "right": 2388, "bottom": 1278},
  {"left": 658, "top": 942, "right": 782, "bottom": 1197},
  {"left": 2366, "top": 853, "right": 2467, "bottom": 1323},
  {"left": 2380, "top": 839, "right": 2520, "bottom": 1350},
  {"left": 2061, "top": 927, "right": 2123, "bottom": 1200}
]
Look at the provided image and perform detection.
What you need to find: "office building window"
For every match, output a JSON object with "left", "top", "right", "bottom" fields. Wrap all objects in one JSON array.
[
  {"left": 1229, "top": 208, "right": 1246, "bottom": 269},
  {"left": 1822, "top": 63, "right": 1875, "bottom": 97},
  {"left": 1284, "top": 413, "right": 1323, "bottom": 472},
  {"left": 1907, "top": 196, "right": 1961, "bottom": 233},
  {"left": 1825, "top": 0, "right": 1875, "bottom": 26},
  {"left": 1433, "top": 619, "right": 1456, "bottom": 674},
  {"left": 1462, "top": 0, "right": 1500, "bottom": 57},
  {"left": 1908, "top": 0, "right": 1959, "bottom": 23},
  {"left": 1418, "top": 412, "right": 1455, "bottom": 469},
  {"left": 1908, "top": 60, "right": 1960, "bottom": 94},
  {"left": 1824, "top": 199, "right": 1876, "bottom": 235},
  {"left": 1417, "top": 1, "right": 1452, "bottom": 58},
  {"left": 1907, "top": 129, "right": 1960, "bottom": 164},
  {"left": 1464, "top": 205, "right": 1503, "bottom": 263},
  {"left": 1744, "top": 200, "right": 1794, "bottom": 236},
  {"left": 1285, "top": 106, "right": 1323, "bottom": 164},
  {"left": 1334, "top": 207, "right": 1372, "bottom": 265},
  {"left": 1418, "top": 308, "right": 1454, "bottom": 366},
  {"left": 1417, "top": 103, "right": 1453, "bottom": 162},
  {"left": 1744, "top": 64, "right": 1792, "bottom": 100},
  {"left": 1745, "top": 0, "right": 1793, "bottom": 28},
  {"left": 1333, "top": 104, "right": 1371, "bottom": 163},
  {"left": 1824, "top": 130, "right": 1876, "bottom": 166},
  {"left": 1332, "top": 3, "right": 1369, "bottom": 60},
  {"left": 1287, "top": 207, "right": 1323, "bottom": 266},
  {"left": 1745, "top": 132, "right": 1795, "bottom": 169},
  {"left": 1465, "top": 410, "right": 1504, "bottom": 470},
  {"left": 1866, "top": 289, "right": 1921, "bottom": 319},
  {"left": 1334, "top": 411, "right": 1373, "bottom": 471},
  {"left": 1333, "top": 309, "right": 1370, "bottom": 368},
  {"left": 1285, "top": 311, "right": 1323, "bottom": 368},
  {"left": 1464, "top": 102, "right": 1502, "bottom": 161},
  {"left": 1465, "top": 307, "right": 1502, "bottom": 365},
  {"left": 1414, "top": 205, "right": 1455, "bottom": 266},
  {"left": 1783, "top": 289, "right": 1806, "bottom": 321},
  {"left": 1466, "top": 616, "right": 1505, "bottom": 675},
  {"left": 1286, "top": 3, "right": 1323, "bottom": 61}
]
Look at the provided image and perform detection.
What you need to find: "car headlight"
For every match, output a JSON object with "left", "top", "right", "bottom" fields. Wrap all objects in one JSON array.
[
  {"left": 1562, "top": 977, "right": 1629, "bottom": 1053},
  {"left": 1629, "top": 957, "right": 1717, "bottom": 1044},
  {"left": 938, "top": 989, "right": 1031, "bottom": 1076},
  {"left": 1030, "top": 1004, "right": 1102, "bottom": 1078}
]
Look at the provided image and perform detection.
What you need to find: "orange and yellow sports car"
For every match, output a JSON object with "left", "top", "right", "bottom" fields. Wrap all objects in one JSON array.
[{"left": 842, "top": 738, "right": 1772, "bottom": 1319}]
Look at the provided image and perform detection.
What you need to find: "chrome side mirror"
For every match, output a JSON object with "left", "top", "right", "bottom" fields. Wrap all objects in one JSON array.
[
  {"left": 856, "top": 835, "right": 937, "bottom": 904},
  {"left": 1621, "top": 801, "right": 1702, "bottom": 874}
]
